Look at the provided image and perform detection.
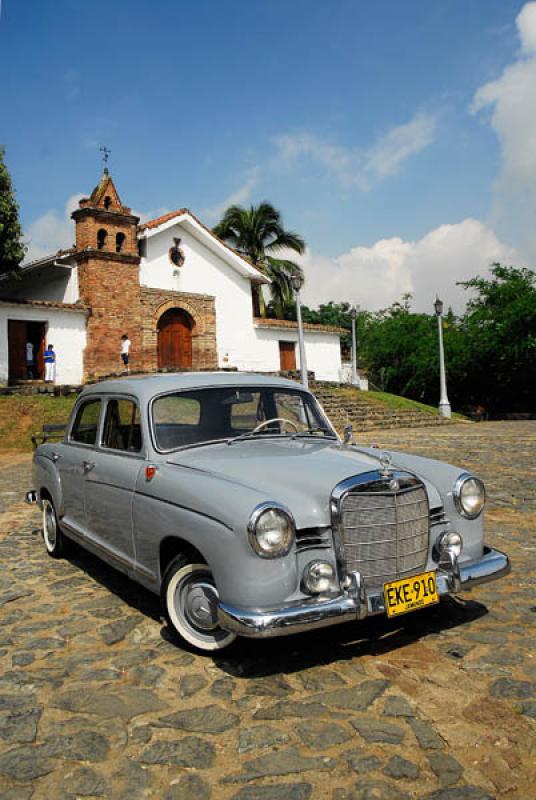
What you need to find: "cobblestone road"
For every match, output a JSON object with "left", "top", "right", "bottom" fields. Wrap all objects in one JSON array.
[{"left": 0, "top": 422, "right": 535, "bottom": 800}]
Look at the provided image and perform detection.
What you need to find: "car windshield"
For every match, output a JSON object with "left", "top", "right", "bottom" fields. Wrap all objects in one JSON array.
[{"left": 152, "top": 386, "right": 336, "bottom": 451}]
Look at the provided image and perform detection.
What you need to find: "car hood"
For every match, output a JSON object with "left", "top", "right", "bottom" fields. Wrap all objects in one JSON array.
[{"left": 167, "top": 438, "right": 442, "bottom": 528}]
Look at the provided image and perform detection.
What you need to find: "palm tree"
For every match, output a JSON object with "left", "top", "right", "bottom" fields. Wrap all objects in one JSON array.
[{"left": 213, "top": 202, "right": 305, "bottom": 317}]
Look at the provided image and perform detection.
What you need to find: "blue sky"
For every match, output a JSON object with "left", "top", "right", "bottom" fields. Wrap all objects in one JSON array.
[{"left": 1, "top": 0, "right": 534, "bottom": 311}]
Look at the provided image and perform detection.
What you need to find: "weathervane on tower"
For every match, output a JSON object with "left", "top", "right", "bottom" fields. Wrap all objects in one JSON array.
[{"left": 99, "top": 146, "right": 111, "bottom": 175}]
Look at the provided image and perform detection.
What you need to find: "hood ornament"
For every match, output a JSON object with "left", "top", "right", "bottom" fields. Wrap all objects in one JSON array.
[
  {"left": 379, "top": 450, "right": 392, "bottom": 474},
  {"left": 379, "top": 451, "right": 398, "bottom": 489}
]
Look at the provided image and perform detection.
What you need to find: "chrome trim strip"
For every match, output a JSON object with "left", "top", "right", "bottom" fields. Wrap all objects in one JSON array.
[{"left": 217, "top": 547, "right": 511, "bottom": 639}]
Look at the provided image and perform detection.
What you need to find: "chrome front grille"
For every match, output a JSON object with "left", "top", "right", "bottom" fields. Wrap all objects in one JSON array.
[{"left": 338, "top": 475, "right": 429, "bottom": 587}]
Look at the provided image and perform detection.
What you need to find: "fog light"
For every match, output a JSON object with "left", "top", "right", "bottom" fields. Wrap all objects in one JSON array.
[
  {"left": 304, "top": 561, "right": 336, "bottom": 594},
  {"left": 437, "top": 531, "right": 463, "bottom": 559}
]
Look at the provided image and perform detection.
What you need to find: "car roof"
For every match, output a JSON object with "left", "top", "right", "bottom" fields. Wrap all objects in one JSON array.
[{"left": 80, "top": 372, "right": 306, "bottom": 402}]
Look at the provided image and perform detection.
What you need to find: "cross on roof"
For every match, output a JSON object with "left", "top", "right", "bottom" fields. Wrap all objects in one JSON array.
[{"left": 99, "top": 146, "right": 111, "bottom": 174}]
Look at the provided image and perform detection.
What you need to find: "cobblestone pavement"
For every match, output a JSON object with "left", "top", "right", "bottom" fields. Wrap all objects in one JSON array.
[{"left": 0, "top": 421, "right": 535, "bottom": 800}]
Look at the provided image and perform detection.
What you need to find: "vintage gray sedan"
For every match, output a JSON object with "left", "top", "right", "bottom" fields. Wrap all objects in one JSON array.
[{"left": 27, "top": 373, "right": 510, "bottom": 652}]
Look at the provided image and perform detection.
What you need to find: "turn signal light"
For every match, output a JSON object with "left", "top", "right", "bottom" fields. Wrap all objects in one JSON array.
[{"left": 145, "top": 465, "right": 157, "bottom": 481}]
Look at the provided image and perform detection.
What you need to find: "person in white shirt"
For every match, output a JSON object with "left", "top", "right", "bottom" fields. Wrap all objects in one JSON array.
[
  {"left": 26, "top": 341, "right": 34, "bottom": 378},
  {"left": 120, "top": 334, "right": 131, "bottom": 373}
]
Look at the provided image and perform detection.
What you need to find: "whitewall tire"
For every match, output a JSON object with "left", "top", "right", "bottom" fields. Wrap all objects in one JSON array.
[
  {"left": 162, "top": 555, "right": 237, "bottom": 653},
  {"left": 42, "top": 498, "right": 65, "bottom": 558}
]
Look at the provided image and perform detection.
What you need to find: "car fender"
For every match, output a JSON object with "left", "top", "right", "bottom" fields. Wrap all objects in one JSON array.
[{"left": 33, "top": 449, "right": 64, "bottom": 517}]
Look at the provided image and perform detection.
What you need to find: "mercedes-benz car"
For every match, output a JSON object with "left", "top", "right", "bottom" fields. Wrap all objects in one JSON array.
[{"left": 27, "top": 373, "right": 510, "bottom": 653}]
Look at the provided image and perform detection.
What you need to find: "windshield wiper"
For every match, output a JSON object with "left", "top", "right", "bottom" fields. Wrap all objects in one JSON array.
[
  {"left": 293, "top": 429, "right": 337, "bottom": 439},
  {"left": 227, "top": 432, "right": 293, "bottom": 446},
  {"left": 170, "top": 438, "right": 231, "bottom": 453}
]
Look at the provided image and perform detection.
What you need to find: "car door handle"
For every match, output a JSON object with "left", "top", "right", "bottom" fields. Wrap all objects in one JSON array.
[{"left": 83, "top": 460, "right": 95, "bottom": 473}]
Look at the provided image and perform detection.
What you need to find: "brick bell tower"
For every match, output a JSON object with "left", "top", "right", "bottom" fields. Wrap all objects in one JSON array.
[{"left": 72, "top": 170, "right": 143, "bottom": 379}]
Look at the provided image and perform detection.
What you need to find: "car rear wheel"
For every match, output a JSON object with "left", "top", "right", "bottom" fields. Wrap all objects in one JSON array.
[
  {"left": 42, "top": 498, "right": 65, "bottom": 558},
  {"left": 162, "top": 555, "right": 237, "bottom": 653}
]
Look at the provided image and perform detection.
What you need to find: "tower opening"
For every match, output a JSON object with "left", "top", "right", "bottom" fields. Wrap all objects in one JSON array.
[{"left": 97, "top": 228, "right": 107, "bottom": 250}]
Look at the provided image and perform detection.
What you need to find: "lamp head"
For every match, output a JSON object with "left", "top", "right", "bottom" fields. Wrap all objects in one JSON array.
[
  {"left": 290, "top": 273, "right": 303, "bottom": 292},
  {"left": 434, "top": 296, "right": 444, "bottom": 316},
  {"left": 350, "top": 307, "right": 357, "bottom": 321}
]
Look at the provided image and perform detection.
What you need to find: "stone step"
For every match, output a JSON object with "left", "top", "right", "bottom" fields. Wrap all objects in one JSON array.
[{"left": 308, "top": 381, "right": 456, "bottom": 432}]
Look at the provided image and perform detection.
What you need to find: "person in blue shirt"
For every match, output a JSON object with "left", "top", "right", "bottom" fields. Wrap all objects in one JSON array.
[{"left": 44, "top": 344, "right": 56, "bottom": 383}]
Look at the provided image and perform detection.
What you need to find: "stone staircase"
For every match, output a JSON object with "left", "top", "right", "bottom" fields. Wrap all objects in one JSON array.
[{"left": 310, "top": 381, "right": 457, "bottom": 433}]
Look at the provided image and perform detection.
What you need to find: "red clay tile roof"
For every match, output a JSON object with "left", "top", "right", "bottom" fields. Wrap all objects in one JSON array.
[
  {"left": 0, "top": 298, "right": 89, "bottom": 312},
  {"left": 139, "top": 209, "right": 189, "bottom": 231},
  {"left": 254, "top": 318, "right": 345, "bottom": 335}
]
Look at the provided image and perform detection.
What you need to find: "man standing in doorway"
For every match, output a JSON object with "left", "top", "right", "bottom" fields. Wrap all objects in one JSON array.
[
  {"left": 44, "top": 344, "right": 56, "bottom": 383},
  {"left": 120, "top": 334, "right": 131, "bottom": 374},
  {"left": 26, "top": 340, "right": 34, "bottom": 379}
]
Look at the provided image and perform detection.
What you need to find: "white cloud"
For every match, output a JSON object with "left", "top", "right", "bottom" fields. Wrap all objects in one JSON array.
[
  {"left": 273, "top": 112, "right": 437, "bottom": 190},
  {"left": 298, "top": 218, "right": 519, "bottom": 313},
  {"left": 200, "top": 168, "right": 259, "bottom": 223},
  {"left": 471, "top": 2, "right": 536, "bottom": 254},
  {"left": 24, "top": 194, "right": 83, "bottom": 262}
]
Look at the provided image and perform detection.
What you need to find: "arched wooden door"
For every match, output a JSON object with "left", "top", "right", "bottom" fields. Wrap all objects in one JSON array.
[{"left": 157, "top": 309, "right": 193, "bottom": 369}]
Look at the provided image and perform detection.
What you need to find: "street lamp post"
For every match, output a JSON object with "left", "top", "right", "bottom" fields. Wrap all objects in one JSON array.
[
  {"left": 291, "top": 273, "right": 308, "bottom": 389},
  {"left": 350, "top": 306, "right": 359, "bottom": 386},
  {"left": 434, "top": 296, "right": 451, "bottom": 418}
]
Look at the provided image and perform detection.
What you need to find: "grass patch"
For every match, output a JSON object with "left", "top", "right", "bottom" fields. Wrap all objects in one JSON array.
[
  {"left": 0, "top": 395, "right": 77, "bottom": 451},
  {"left": 320, "top": 385, "right": 467, "bottom": 420},
  {"left": 367, "top": 391, "right": 467, "bottom": 419}
]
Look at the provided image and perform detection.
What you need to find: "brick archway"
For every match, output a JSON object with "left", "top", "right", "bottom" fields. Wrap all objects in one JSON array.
[
  {"left": 153, "top": 298, "right": 206, "bottom": 337},
  {"left": 140, "top": 288, "right": 218, "bottom": 372}
]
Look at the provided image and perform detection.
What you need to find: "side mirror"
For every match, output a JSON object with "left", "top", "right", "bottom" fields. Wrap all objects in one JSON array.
[{"left": 343, "top": 424, "right": 354, "bottom": 445}]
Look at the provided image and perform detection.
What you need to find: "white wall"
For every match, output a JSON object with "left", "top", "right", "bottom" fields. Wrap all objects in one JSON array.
[
  {"left": 140, "top": 223, "right": 342, "bottom": 382},
  {"left": 248, "top": 327, "right": 342, "bottom": 382},
  {"left": 8, "top": 267, "right": 79, "bottom": 304},
  {"left": 0, "top": 304, "right": 87, "bottom": 385}
]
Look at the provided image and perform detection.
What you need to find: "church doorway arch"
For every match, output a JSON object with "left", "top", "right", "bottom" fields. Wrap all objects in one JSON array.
[{"left": 157, "top": 308, "right": 194, "bottom": 370}]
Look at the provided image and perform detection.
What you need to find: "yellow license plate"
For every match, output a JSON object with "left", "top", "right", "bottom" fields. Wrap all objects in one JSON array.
[{"left": 384, "top": 571, "right": 438, "bottom": 618}]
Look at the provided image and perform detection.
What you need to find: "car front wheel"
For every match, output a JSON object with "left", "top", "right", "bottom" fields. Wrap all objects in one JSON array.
[
  {"left": 42, "top": 498, "right": 66, "bottom": 558},
  {"left": 162, "top": 555, "right": 237, "bottom": 653}
]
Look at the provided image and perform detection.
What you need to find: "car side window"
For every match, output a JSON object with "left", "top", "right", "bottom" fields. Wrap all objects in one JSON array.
[
  {"left": 102, "top": 398, "right": 143, "bottom": 452},
  {"left": 71, "top": 399, "right": 102, "bottom": 446}
]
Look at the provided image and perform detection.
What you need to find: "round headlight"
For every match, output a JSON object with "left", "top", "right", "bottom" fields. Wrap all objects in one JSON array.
[
  {"left": 437, "top": 530, "right": 463, "bottom": 558},
  {"left": 248, "top": 503, "right": 295, "bottom": 558},
  {"left": 453, "top": 473, "right": 485, "bottom": 519},
  {"left": 304, "top": 561, "right": 336, "bottom": 594}
]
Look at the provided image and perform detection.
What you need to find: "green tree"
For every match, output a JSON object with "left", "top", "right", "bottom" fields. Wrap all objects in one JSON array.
[
  {"left": 0, "top": 147, "right": 26, "bottom": 277},
  {"left": 361, "top": 295, "right": 467, "bottom": 404},
  {"left": 458, "top": 263, "right": 536, "bottom": 411},
  {"left": 213, "top": 202, "right": 304, "bottom": 317}
]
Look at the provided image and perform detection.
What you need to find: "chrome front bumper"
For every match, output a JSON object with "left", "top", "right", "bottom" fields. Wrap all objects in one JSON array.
[{"left": 217, "top": 546, "right": 511, "bottom": 639}]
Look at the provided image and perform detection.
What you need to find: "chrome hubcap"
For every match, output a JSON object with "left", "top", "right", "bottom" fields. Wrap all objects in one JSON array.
[{"left": 183, "top": 580, "right": 219, "bottom": 631}]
